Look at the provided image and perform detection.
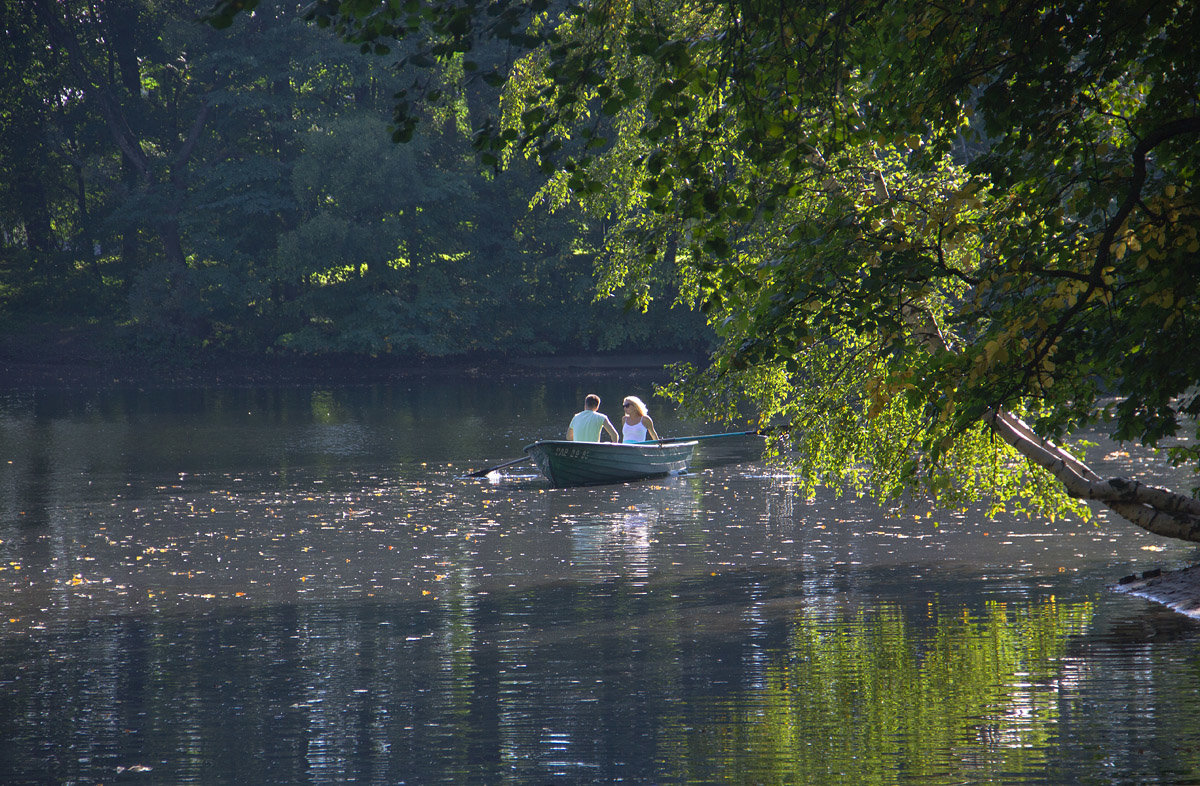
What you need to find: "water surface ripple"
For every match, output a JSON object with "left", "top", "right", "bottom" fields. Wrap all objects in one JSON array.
[{"left": 2, "top": 379, "right": 1199, "bottom": 784}]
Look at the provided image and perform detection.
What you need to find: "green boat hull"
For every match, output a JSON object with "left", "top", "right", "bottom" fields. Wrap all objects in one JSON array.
[{"left": 523, "top": 439, "right": 696, "bottom": 487}]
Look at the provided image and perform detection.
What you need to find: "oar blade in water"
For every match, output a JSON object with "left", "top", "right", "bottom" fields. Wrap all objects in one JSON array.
[{"left": 465, "top": 455, "right": 531, "bottom": 477}]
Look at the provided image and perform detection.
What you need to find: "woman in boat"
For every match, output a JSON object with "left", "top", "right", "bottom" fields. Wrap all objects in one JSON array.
[{"left": 621, "top": 396, "right": 660, "bottom": 443}]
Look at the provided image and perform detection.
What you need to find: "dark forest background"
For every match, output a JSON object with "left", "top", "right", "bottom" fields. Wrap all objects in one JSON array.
[{"left": 0, "top": 0, "right": 713, "bottom": 371}]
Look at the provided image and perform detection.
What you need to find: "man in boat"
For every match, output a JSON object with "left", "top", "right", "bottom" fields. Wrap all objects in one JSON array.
[{"left": 567, "top": 394, "right": 620, "bottom": 442}]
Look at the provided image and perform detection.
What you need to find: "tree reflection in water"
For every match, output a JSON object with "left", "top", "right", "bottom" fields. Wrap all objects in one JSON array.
[{"left": 656, "top": 599, "right": 1096, "bottom": 784}]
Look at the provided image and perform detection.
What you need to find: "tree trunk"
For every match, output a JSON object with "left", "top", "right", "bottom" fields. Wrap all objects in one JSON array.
[
  {"left": 15, "top": 161, "right": 54, "bottom": 260},
  {"left": 901, "top": 298, "right": 1200, "bottom": 543},
  {"left": 987, "top": 409, "right": 1200, "bottom": 542},
  {"left": 36, "top": 0, "right": 212, "bottom": 337}
]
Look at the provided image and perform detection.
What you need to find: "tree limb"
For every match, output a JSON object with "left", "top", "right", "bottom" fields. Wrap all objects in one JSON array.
[
  {"left": 902, "top": 292, "right": 1200, "bottom": 543},
  {"left": 987, "top": 408, "right": 1200, "bottom": 543}
]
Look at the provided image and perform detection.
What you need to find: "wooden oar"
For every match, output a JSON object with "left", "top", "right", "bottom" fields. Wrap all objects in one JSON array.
[
  {"left": 465, "top": 454, "right": 532, "bottom": 477},
  {"left": 647, "top": 429, "right": 764, "bottom": 444}
]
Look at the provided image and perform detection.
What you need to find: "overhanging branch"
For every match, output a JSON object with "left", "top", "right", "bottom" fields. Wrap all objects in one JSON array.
[{"left": 987, "top": 408, "right": 1200, "bottom": 543}]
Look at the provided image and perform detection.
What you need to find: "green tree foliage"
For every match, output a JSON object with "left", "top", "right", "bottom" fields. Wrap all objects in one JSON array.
[
  {"left": 219, "top": 0, "right": 1200, "bottom": 538},
  {"left": 0, "top": 0, "right": 107, "bottom": 313},
  {"left": 1, "top": 0, "right": 711, "bottom": 359}
]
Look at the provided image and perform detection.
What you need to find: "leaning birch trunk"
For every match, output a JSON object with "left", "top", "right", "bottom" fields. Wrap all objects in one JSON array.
[
  {"left": 986, "top": 409, "right": 1200, "bottom": 543},
  {"left": 899, "top": 300, "right": 1200, "bottom": 543}
]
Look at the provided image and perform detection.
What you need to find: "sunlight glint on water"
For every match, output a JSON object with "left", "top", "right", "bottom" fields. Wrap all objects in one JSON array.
[{"left": 2, "top": 379, "right": 1200, "bottom": 784}]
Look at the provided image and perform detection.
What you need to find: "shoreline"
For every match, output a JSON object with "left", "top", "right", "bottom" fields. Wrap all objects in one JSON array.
[
  {"left": 0, "top": 320, "right": 706, "bottom": 390},
  {"left": 1115, "top": 566, "right": 1200, "bottom": 620},
  {"left": 0, "top": 352, "right": 703, "bottom": 390}
]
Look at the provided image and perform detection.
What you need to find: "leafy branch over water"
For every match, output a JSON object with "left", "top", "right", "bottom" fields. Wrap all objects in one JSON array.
[{"left": 209, "top": 0, "right": 1200, "bottom": 542}]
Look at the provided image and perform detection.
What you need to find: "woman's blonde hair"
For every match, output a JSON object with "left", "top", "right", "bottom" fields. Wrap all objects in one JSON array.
[{"left": 622, "top": 396, "right": 648, "bottom": 417}]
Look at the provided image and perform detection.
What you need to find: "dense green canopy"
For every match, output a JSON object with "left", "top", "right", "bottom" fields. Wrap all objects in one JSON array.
[
  {"left": 208, "top": 0, "right": 1200, "bottom": 539},
  {"left": 1, "top": 0, "right": 710, "bottom": 361}
]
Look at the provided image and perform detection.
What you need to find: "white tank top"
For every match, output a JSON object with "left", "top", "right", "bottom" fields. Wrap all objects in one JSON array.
[{"left": 623, "top": 420, "right": 649, "bottom": 442}]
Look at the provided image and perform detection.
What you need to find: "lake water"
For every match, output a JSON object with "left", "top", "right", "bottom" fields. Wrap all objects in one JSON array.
[{"left": 2, "top": 372, "right": 1200, "bottom": 784}]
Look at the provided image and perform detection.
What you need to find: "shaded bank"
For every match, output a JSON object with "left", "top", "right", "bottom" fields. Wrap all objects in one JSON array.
[
  {"left": 0, "top": 339, "right": 702, "bottom": 390},
  {"left": 1117, "top": 567, "right": 1200, "bottom": 620},
  {"left": 0, "top": 316, "right": 707, "bottom": 389}
]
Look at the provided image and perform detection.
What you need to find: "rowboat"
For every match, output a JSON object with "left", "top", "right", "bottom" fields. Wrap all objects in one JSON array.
[
  {"left": 466, "top": 430, "right": 760, "bottom": 485},
  {"left": 522, "top": 439, "right": 697, "bottom": 487}
]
